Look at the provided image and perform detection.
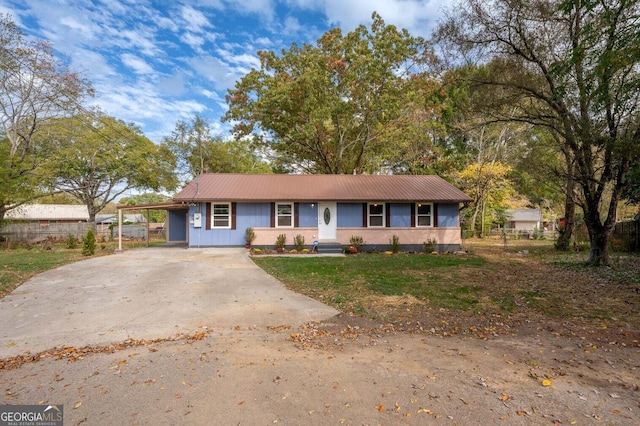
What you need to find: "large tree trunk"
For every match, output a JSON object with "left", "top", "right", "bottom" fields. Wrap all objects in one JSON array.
[{"left": 556, "top": 152, "right": 576, "bottom": 251}]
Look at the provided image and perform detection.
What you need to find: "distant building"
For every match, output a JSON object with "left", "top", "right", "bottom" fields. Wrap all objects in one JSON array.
[
  {"left": 506, "top": 209, "right": 542, "bottom": 231},
  {"left": 4, "top": 204, "right": 89, "bottom": 225}
]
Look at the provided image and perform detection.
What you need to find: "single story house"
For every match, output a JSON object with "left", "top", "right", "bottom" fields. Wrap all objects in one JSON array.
[
  {"left": 4, "top": 204, "right": 89, "bottom": 224},
  {"left": 166, "top": 174, "right": 472, "bottom": 252},
  {"left": 505, "top": 209, "right": 542, "bottom": 231}
]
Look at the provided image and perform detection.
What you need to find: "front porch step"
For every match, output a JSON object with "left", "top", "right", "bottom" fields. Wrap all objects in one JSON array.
[{"left": 316, "top": 241, "right": 344, "bottom": 254}]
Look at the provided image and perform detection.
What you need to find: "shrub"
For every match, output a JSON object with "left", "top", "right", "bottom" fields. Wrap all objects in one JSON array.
[
  {"left": 245, "top": 227, "right": 256, "bottom": 246},
  {"left": 82, "top": 227, "right": 96, "bottom": 256},
  {"left": 275, "top": 233, "right": 287, "bottom": 250},
  {"left": 423, "top": 238, "right": 437, "bottom": 253},
  {"left": 66, "top": 234, "right": 78, "bottom": 249},
  {"left": 389, "top": 235, "right": 400, "bottom": 253},
  {"left": 349, "top": 235, "right": 364, "bottom": 250},
  {"left": 293, "top": 234, "right": 305, "bottom": 251}
]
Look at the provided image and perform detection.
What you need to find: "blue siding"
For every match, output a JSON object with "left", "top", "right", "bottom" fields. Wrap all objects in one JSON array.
[
  {"left": 186, "top": 201, "right": 460, "bottom": 247},
  {"left": 390, "top": 203, "right": 411, "bottom": 227},
  {"left": 238, "top": 203, "right": 271, "bottom": 228},
  {"left": 168, "top": 210, "right": 187, "bottom": 241},
  {"left": 438, "top": 203, "right": 459, "bottom": 227},
  {"left": 337, "top": 203, "right": 363, "bottom": 227},
  {"left": 298, "top": 203, "right": 316, "bottom": 227}
]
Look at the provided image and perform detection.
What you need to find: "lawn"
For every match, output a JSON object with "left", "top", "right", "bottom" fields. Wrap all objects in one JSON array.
[
  {"left": 253, "top": 239, "right": 640, "bottom": 337},
  {"left": 253, "top": 253, "right": 487, "bottom": 314}
]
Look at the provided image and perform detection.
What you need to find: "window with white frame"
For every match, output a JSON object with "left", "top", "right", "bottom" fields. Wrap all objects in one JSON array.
[
  {"left": 416, "top": 203, "right": 433, "bottom": 227},
  {"left": 276, "top": 202, "right": 293, "bottom": 227},
  {"left": 368, "top": 203, "right": 385, "bottom": 227},
  {"left": 212, "top": 203, "right": 231, "bottom": 228}
]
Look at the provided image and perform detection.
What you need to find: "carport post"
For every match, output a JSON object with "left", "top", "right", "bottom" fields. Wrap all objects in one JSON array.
[
  {"left": 118, "top": 209, "right": 123, "bottom": 251},
  {"left": 146, "top": 208, "right": 150, "bottom": 247}
]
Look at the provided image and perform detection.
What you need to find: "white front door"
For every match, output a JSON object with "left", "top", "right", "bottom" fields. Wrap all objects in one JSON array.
[{"left": 317, "top": 202, "right": 337, "bottom": 240}]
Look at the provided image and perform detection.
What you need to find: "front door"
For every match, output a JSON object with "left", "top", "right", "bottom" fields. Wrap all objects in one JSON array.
[{"left": 317, "top": 202, "right": 337, "bottom": 240}]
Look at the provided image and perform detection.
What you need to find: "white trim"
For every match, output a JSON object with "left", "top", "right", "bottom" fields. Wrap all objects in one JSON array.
[
  {"left": 275, "top": 201, "right": 294, "bottom": 228},
  {"left": 211, "top": 202, "right": 231, "bottom": 229},
  {"left": 416, "top": 202, "right": 434, "bottom": 227},
  {"left": 368, "top": 202, "right": 385, "bottom": 227}
]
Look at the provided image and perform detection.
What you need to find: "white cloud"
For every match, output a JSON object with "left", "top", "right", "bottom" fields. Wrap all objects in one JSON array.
[
  {"left": 121, "top": 53, "right": 154, "bottom": 74},
  {"left": 180, "top": 5, "right": 212, "bottom": 33},
  {"left": 190, "top": 55, "right": 240, "bottom": 92},
  {"left": 180, "top": 32, "right": 205, "bottom": 51},
  {"left": 288, "top": 0, "right": 452, "bottom": 37}
]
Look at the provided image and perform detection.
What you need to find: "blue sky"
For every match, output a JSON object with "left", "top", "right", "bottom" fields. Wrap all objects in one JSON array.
[{"left": 0, "top": 0, "right": 451, "bottom": 143}]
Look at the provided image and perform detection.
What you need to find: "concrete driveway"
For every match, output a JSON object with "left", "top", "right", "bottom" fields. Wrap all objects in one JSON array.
[{"left": 0, "top": 247, "right": 338, "bottom": 359}]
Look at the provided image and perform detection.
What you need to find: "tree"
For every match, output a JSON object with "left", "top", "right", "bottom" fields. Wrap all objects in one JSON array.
[
  {"left": 223, "top": 12, "right": 433, "bottom": 174},
  {"left": 162, "top": 115, "right": 271, "bottom": 181},
  {"left": 458, "top": 161, "right": 515, "bottom": 236},
  {"left": 0, "top": 14, "right": 92, "bottom": 221},
  {"left": 44, "top": 111, "right": 178, "bottom": 223},
  {"left": 119, "top": 193, "right": 172, "bottom": 223},
  {"left": 436, "top": 0, "right": 640, "bottom": 265}
]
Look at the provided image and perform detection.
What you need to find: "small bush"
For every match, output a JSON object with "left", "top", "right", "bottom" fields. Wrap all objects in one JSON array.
[
  {"left": 66, "top": 234, "right": 78, "bottom": 249},
  {"left": 82, "top": 228, "right": 96, "bottom": 256},
  {"left": 423, "top": 238, "right": 437, "bottom": 253},
  {"left": 389, "top": 235, "right": 400, "bottom": 253},
  {"left": 275, "top": 233, "right": 287, "bottom": 250},
  {"left": 349, "top": 235, "right": 364, "bottom": 250},
  {"left": 293, "top": 234, "right": 305, "bottom": 251}
]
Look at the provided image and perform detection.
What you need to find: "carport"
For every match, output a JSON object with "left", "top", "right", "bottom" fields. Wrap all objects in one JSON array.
[{"left": 116, "top": 201, "right": 189, "bottom": 250}]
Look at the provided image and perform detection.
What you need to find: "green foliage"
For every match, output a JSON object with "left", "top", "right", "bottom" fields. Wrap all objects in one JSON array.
[
  {"left": 423, "top": 238, "right": 438, "bottom": 253},
  {"left": 82, "top": 228, "right": 96, "bottom": 256},
  {"left": 224, "top": 13, "right": 434, "bottom": 174},
  {"left": 349, "top": 235, "right": 364, "bottom": 250},
  {"left": 0, "top": 14, "right": 93, "bottom": 221},
  {"left": 119, "top": 193, "right": 172, "bottom": 223},
  {"left": 436, "top": 0, "right": 640, "bottom": 265},
  {"left": 65, "top": 234, "right": 78, "bottom": 249},
  {"left": 275, "top": 233, "right": 287, "bottom": 250},
  {"left": 244, "top": 227, "right": 256, "bottom": 245},
  {"left": 161, "top": 115, "right": 271, "bottom": 180},
  {"left": 44, "top": 111, "right": 178, "bottom": 222},
  {"left": 389, "top": 235, "right": 400, "bottom": 253},
  {"left": 293, "top": 234, "right": 305, "bottom": 251}
]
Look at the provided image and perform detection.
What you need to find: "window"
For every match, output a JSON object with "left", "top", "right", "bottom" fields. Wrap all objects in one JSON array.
[
  {"left": 416, "top": 203, "right": 433, "bottom": 227},
  {"left": 212, "top": 203, "right": 230, "bottom": 228},
  {"left": 368, "top": 203, "right": 385, "bottom": 227},
  {"left": 276, "top": 202, "right": 293, "bottom": 227}
]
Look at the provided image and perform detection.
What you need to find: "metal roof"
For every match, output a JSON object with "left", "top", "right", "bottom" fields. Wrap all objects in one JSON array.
[
  {"left": 173, "top": 174, "right": 472, "bottom": 203},
  {"left": 507, "top": 209, "right": 542, "bottom": 222},
  {"left": 4, "top": 204, "right": 89, "bottom": 221}
]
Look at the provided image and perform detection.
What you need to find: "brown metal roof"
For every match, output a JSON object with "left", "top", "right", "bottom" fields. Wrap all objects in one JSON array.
[{"left": 173, "top": 174, "right": 472, "bottom": 203}]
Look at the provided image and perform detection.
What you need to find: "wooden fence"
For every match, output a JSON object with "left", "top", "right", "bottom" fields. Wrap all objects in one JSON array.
[{"left": 612, "top": 220, "right": 640, "bottom": 252}]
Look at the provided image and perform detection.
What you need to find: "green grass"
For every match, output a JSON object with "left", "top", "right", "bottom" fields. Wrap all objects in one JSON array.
[
  {"left": 0, "top": 249, "right": 84, "bottom": 296},
  {"left": 252, "top": 253, "right": 486, "bottom": 312}
]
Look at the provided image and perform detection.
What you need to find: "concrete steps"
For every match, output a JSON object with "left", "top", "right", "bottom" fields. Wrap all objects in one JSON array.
[{"left": 317, "top": 241, "right": 344, "bottom": 254}]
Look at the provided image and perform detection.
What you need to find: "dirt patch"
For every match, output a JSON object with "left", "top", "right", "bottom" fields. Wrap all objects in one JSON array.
[{"left": 1, "top": 242, "right": 639, "bottom": 424}]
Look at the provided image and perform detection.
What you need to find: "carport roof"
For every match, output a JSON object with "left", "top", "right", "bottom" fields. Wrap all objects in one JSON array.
[{"left": 173, "top": 173, "right": 472, "bottom": 203}]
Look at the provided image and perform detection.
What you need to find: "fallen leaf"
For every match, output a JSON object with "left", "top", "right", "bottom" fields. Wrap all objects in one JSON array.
[
  {"left": 541, "top": 379, "right": 552, "bottom": 387},
  {"left": 376, "top": 404, "right": 384, "bottom": 412},
  {"left": 73, "top": 401, "right": 82, "bottom": 409}
]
